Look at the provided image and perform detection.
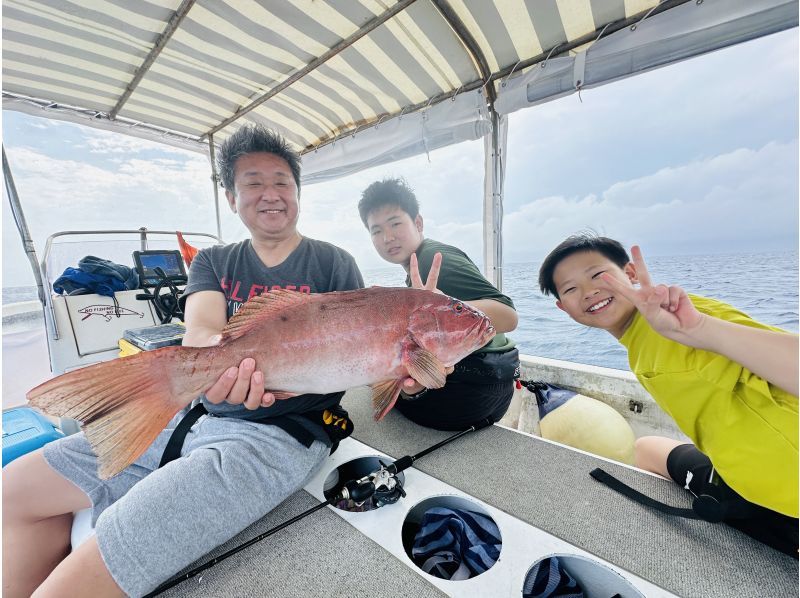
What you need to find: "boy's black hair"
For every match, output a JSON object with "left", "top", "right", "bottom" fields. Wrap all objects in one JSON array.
[
  {"left": 217, "top": 124, "right": 301, "bottom": 193},
  {"left": 538, "top": 234, "right": 631, "bottom": 298},
  {"left": 358, "top": 177, "right": 420, "bottom": 227}
]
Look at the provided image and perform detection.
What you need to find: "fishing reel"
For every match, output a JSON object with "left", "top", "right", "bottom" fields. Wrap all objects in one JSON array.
[
  {"left": 337, "top": 460, "right": 406, "bottom": 509},
  {"left": 369, "top": 460, "right": 407, "bottom": 507}
]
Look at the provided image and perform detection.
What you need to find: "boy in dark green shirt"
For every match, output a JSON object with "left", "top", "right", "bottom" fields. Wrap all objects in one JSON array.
[{"left": 358, "top": 177, "right": 519, "bottom": 430}]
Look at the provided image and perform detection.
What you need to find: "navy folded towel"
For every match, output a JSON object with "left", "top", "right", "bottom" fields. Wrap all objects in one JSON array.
[
  {"left": 412, "top": 506, "right": 501, "bottom": 580},
  {"left": 522, "top": 556, "right": 584, "bottom": 598}
]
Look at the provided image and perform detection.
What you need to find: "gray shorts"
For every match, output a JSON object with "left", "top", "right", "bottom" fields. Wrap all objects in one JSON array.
[{"left": 43, "top": 413, "right": 328, "bottom": 597}]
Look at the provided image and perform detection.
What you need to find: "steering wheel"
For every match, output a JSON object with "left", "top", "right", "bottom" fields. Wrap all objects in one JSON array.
[{"left": 150, "top": 267, "right": 187, "bottom": 323}]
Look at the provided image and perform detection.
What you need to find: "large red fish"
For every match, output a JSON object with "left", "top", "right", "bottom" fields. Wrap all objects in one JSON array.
[{"left": 27, "top": 287, "right": 495, "bottom": 479}]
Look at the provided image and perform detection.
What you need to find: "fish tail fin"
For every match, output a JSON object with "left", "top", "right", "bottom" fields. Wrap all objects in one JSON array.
[{"left": 27, "top": 346, "right": 204, "bottom": 479}]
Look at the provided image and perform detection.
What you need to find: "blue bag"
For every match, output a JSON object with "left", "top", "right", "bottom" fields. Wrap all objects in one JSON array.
[{"left": 53, "top": 256, "right": 139, "bottom": 297}]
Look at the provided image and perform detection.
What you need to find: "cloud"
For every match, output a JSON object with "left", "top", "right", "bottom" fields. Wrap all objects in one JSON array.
[
  {"left": 503, "top": 29, "right": 799, "bottom": 211},
  {"left": 79, "top": 127, "right": 204, "bottom": 157},
  {"left": 2, "top": 142, "right": 219, "bottom": 287},
  {"left": 502, "top": 139, "right": 798, "bottom": 263}
]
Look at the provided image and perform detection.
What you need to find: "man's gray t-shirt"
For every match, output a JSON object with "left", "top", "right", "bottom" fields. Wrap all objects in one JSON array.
[{"left": 181, "top": 237, "right": 365, "bottom": 443}]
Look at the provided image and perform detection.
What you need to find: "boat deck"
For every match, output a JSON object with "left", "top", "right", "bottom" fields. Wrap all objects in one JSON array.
[{"left": 161, "top": 387, "right": 796, "bottom": 597}]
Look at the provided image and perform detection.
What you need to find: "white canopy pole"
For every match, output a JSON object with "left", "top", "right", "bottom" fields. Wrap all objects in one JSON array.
[
  {"left": 482, "top": 107, "right": 507, "bottom": 291},
  {"left": 207, "top": 134, "right": 223, "bottom": 241},
  {"left": 3, "top": 146, "right": 46, "bottom": 306}
]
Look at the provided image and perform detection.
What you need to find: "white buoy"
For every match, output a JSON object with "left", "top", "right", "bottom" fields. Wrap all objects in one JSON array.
[{"left": 535, "top": 384, "right": 636, "bottom": 465}]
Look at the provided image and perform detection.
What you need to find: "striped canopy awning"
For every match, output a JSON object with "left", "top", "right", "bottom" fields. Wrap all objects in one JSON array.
[{"left": 3, "top": 0, "right": 797, "bottom": 163}]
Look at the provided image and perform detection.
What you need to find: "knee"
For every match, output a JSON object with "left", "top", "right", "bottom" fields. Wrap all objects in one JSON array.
[
  {"left": 633, "top": 436, "right": 659, "bottom": 464},
  {"left": 634, "top": 435, "right": 655, "bottom": 453},
  {"left": 2, "top": 450, "right": 82, "bottom": 522},
  {"left": 634, "top": 436, "right": 683, "bottom": 477},
  {"left": 3, "top": 454, "right": 37, "bottom": 521}
]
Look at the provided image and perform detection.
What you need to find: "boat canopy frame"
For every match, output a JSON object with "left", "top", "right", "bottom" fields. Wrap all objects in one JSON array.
[{"left": 3, "top": 0, "right": 797, "bottom": 289}]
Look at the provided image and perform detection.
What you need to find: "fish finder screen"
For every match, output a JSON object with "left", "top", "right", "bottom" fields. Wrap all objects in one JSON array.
[{"left": 133, "top": 250, "right": 186, "bottom": 287}]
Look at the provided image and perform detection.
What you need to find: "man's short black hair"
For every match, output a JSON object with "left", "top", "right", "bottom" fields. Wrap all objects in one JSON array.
[
  {"left": 538, "top": 234, "right": 630, "bottom": 298},
  {"left": 217, "top": 124, "right": 301, "bottom": 194},
  {"left": 358, "top": 177, "right": 420, "bottom": 227}
]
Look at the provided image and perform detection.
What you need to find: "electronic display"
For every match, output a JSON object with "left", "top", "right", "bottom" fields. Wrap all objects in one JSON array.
[{"left": 133, "top": 250, "right": 186, "bottom": 287}]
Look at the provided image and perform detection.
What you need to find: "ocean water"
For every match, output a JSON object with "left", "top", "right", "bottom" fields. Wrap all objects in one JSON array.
[{"left": 4, "top": 251, "right": 797, "bottom": 371}]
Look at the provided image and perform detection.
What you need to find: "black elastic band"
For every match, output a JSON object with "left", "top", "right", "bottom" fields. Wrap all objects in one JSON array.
[
  {"left": 254, "top": 416, "right": 316, "bottom": 449},
  {"left": 158, "top": 403, "right": 208, "bottom": 468},
  {"left": 590, "top": 468, "right": 702, "bottom": 519}
]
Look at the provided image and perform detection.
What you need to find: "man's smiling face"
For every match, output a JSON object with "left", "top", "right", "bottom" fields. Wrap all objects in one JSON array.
[
  {"left": 227, "top": 152, "right": 299, "bottom": 241},
  {"left": 552, "top": 250, "right": 639, "bottom": 338}
]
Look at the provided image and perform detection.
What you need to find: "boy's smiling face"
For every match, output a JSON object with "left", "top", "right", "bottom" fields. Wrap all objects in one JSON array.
[{"left": 552, "top": 250, "right": 639, "bottom": 338}]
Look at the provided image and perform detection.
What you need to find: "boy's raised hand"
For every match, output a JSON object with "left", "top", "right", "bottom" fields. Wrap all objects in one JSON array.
[
  {"left": 404, "top": 251, "right": 453, "bottom": 394},
  {"left": 600, "top": 246, "right": 704, "bottom": 343},
  {"left": 409, "top": 252, "right": 443, "bottom": 292}
]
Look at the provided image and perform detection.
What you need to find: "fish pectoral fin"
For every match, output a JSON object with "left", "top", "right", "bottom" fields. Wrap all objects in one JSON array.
[
  {"left": 263, "top": 390, "right": 298, "bottom": 401},
  {"left": 404, "top": 347, "right": 447, "bottom": 389},
  {"left": 370, "top": 380, "right": 403, "bottom": 421}
]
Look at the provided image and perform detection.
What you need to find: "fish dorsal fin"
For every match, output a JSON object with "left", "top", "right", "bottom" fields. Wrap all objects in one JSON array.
[{"left": 220, "top": 290, "right": 311, "bottom": 344}]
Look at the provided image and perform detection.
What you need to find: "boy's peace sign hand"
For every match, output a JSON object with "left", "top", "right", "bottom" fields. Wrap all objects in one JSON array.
[
  {"left": 404, "top": 251, "right": 453, "bottom": 395},
  {"left": 409, "top": 252, "right": 443, "bottom": 292},
  {"left": 600, "top": 246, "right": 704, "bottom": 343}
]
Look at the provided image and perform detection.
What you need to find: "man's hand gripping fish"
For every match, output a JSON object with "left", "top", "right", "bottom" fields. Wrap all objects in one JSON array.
[{"left": 27, "top": 287, "right": 495, "bottom": 479}]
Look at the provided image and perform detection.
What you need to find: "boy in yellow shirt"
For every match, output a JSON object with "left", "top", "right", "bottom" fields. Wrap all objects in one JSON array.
[{"left": 538, "top": 234, "right": 798, "bottom": 556}]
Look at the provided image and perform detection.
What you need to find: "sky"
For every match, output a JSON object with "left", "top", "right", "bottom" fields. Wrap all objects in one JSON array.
[{"left": 2, "top": 28, "right": 797, "bottom": 290}]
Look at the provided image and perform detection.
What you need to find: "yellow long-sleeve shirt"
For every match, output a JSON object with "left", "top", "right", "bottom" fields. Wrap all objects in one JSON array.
[{"left": 620, "top": 295, "right": 798, "bottom": 518}]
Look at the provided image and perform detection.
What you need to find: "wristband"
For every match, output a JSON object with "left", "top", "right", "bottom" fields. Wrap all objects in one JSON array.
[{"left": 401, "top": 387, "right": 429, "bottom": 401}]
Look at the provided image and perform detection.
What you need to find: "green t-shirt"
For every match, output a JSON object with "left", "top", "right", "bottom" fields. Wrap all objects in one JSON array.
[
  {"left": 405, "top": 238, "right": 515, "bottom": 353},
  {"left": 620, "top": 294, "right": 798, "bottom": 517}
]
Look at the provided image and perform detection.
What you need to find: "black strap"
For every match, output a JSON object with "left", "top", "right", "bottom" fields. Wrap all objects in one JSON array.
[
  {"left": 591, "top": 467, "right": 764, "bottom": 523},
  {"left": 590, "top": 468, "right": 702, "bottom": 519},
  {"left": 254, "top": 416, "right": 317, "bottom": 448},
  {"left": 251, "top": 406, "right": 354, "bottom": 454},
  {"left": 159, "top": 403, "right": 208, "bottom": 468}
]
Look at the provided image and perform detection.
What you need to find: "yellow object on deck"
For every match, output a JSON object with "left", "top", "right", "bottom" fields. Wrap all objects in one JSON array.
[
  {"left": 118, "top": 338, "right": 142, "bottom": 357},
  {"left": 539, "top": 394, "right": 636, "bottom": 465}
]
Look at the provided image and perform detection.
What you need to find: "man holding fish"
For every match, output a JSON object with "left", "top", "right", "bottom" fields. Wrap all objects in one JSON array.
[{"left": 4, "top": 126, "right": 492, "bottom": 597}]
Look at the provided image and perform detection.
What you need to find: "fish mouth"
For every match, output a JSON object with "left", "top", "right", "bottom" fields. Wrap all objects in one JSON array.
[{"left": 477, "top": 319, "right": 496, "bottom": 344}]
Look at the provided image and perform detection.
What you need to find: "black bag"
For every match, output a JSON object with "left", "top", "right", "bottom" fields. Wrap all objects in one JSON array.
[{"left": 450, "top": 348, "right": 520, "bottom": 385}]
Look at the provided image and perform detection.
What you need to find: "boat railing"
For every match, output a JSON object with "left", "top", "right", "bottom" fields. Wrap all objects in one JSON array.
[{"left": 41, "top": 229, "right": 221, "bottom": 341}]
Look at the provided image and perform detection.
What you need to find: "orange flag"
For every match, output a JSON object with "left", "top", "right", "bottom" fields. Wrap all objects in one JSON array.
[{"left": 176, "top": 231, "right": 199, "bottom": 268}]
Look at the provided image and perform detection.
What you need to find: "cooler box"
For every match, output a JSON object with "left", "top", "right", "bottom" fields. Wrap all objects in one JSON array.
[
  {"left": 123, "top": 322, "right": 185, "bottom": 351},
  {"left": 2, "top": 407, "right": 65, "bottom": 466}
]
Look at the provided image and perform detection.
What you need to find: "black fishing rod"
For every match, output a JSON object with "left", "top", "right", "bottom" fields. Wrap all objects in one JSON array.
[{"left": 145, "top": 418, "right": 494, "bottom": 597}]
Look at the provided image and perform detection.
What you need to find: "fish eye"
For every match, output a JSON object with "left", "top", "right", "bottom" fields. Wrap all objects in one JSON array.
[{"left": 454, "top": 303, "right": 464, "bottom": 313}]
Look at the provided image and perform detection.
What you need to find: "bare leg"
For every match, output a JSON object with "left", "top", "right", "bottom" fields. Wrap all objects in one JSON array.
[
  {"left": 33, "top": 536, "right": 124, "bottom": 598},
  {"left": 2, "top": 449, "right": 92, "bottom": 597},
  {"left": 634, "top": 436, "right": 687, "bottom": 479}
]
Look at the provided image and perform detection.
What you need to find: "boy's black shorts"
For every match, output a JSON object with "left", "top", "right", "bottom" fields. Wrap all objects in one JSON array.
[
  {"left": 667, "top": 443, "right": 798, "bottom": 557},
  {"left": 395, "top": 348, "right": 518, "bottom": 431}
]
